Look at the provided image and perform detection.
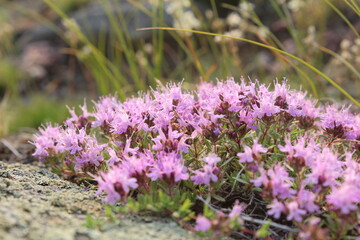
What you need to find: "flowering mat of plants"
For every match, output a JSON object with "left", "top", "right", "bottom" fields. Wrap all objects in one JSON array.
[{"left": 33, "top": 78, "right": 360, "bottom": 240}]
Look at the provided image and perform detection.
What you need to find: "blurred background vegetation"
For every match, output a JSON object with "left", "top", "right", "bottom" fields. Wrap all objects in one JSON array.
[{"left": 0, "top": 0, "right": 359, "bottom": 137}]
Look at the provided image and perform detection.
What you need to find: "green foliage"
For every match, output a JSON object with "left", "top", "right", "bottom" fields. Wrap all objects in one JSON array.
[
  {"left": 9, "top": 95, "right": 75, "bottom": 133},
  {"left": 255, "top": 220, "right": 271, "bottom": 238},
  {"left": 118, "top": 189, "right": 195, "bottom": 222},
  {"left": 85, "top": 214, "right": 104, "bottom": 229},
  {"left": 0, "top": 59, "right": 22, "bottom": 97}
]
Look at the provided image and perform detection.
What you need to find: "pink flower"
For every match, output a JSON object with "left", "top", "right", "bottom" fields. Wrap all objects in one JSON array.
[
  {"left": 152, "top": 125, "right": 189, "bottom": 153},
  {"left": 268, "top": 165, "right": 296, "bottom": 199},
  {"left": 326, "top": 182, "right": 360, "bottom": 214},
  {"left": 62, "top": 127, "right": 87, "bottom": 154},
  {"left": 267, "top": 199, "right": 285, "bottom": 219},
  {"left": 229, "top": 200, "right": 246, "bottom": 223},
  {"left": 191, "top": 165, "right": 218, "bottom": 185},
  {"left": 106, "top": 148, "right": 121, "bottom": 166},
  {"left": 305, "top": 148, "right": 342, "bottom": 188},
  {"left": 92, "top": 96, "right": 120, "bottom": 128},
  {"left": 147, "top": 151, "right": 189, "bottom": 184},
  {"left": 110, "top": 109, "right": 130, "bottom": 134},
  {"left": 32, "top": 124, "right": 63, "bottom": 159},
  {"left": 194, "top": 215, "right": 211, "bottom": 232},
  {"left": 65, "top": 103, "right": 92, "bottom": 128},
  {"left": 254, "top": 164, "right": 295, "bottom": 199},
  {"left": 74, "top": 138, "right": 106, "bottom": 170},
  {"left": 297, "top": 188, "right": 319, "bottom": 213},
  {"left": 253, "top": 85, "right": 281, "bottom": 118},
  {"left": 203, "top": 153, "right": 221, "bottom": 166},
  {"left": 286, "top": 201, "right": 306, "bottom": 222},
  {"left": 95, "top": 167, "right": 138, "bottom": 203},
  {"left": 237, "top": 138, "right": 267, "bottom": 163},
  {"left": 121, "top": 154, "right": 150, "bottom": 177},
  {"left": 191, "top": 153, "right": 220, "bottom": 185}
]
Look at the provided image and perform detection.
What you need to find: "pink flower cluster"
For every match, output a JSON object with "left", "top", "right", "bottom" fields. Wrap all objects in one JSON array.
[{"left": 32, "top": 78, "right": 360, "bottom": 237}]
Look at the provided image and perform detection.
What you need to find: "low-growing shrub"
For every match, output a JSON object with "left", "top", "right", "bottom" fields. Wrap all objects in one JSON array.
[{"left": 33, "top": 78, "right": 360, "bottom": 239}]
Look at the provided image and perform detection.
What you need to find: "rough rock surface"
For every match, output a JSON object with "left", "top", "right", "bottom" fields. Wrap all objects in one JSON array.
[
  {"left": 0, "top": 162, "right": 201, "bottom": 240},
  {"left": 0, "top": 133, "right": 201, "bottom": 240}
]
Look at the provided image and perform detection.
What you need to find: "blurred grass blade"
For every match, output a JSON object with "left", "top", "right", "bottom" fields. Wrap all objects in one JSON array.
[
  {"left": 344, "top": 0, "right": 360, "bottom": 15},
  {"left": 44, "top": 0, "right": 130, "bottom": 99},
  {"left": 318, "top": 46, "right": 360, "bottom": 79},
  {"left": 138, "top": 27, "right": 360, "bottom": 107},
  {"left": 325, "top": 0, "right": 360, "bottom": 38}
]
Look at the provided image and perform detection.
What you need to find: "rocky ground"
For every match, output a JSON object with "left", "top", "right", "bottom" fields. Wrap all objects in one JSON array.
[{"left": 0, "top": 133, "right": 203, "bottom": 240}]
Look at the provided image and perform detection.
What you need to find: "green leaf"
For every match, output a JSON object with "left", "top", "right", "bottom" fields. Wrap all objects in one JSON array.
[
  {"left": 255, "top": 220, "right": 271, "bottom": 238},
  {"left": 232, "top": 176, "right": 248, "bottom": 185},
  {"left": 212, "top": 194, "right": 226, "bottom": 202}
]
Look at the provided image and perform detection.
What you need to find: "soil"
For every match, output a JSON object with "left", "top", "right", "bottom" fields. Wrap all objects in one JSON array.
[{"left": 0, "top": 132, "right": 204, "bottom": 240}]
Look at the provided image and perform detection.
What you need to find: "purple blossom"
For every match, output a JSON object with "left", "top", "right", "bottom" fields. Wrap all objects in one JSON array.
[
  {"left": 253, "top": 85, "right": 281, "bottom": 118},
  {"left": 121, "top": 154, "right": 150, "bottom": 177},
  {"left": 297, "top": 187, "right": 319, "bottom": 213},
  {"left": 267, "top": 165, "right": 296, "bottom": 199},
  {"left": 110, "top": 109, "right": 131, "bottom": 134},
  {"left": 147, "top": 151, "right": 189, "bottom": 184},
  {"left": 32, "top": 78, "right": 360, "bottom": 236},
  {"left": 32, "top": 124, "right": 64, "bottom": 159},
  {"left": 106, "top": 148, "right": 121, "bottom": 166},
  {"left": 305, "top": 148, "right": 342, "bottom": 188},
  {"left": 326, "top": 182, "right": 360, "bottom": 214},
  {"left": 92, "top": 96, "right": 121, "bottom": 128},
  {"left": 74, "top": 138, "right": 106, "bottom": 171},
  {"left": 254, "top": 164, "right": 295, "bottom": 199},
  {"left": 191, "top": 153, "right": 220, "bottom": 185},
  {"left": 203, "top": 153, "right": 221, "bottom": 166},
  {"left": 229, "top": 200, "right": 246, "bottom": 223},
  {"left": 237, "top": 109, "right": 257, "bottom": 130},
  {"left": 191, "top": 164, "right": 218, "bottom": 185},
  {"left": 278, "top": 136, "right": 319, "bottom": 166},
  {"left": 321, "top": 106, "right": 355, "bottom": 138},
  {"left": 286, "top": 201, "right": 307, "bottom": 222},
  {"left": 152, "top": 125, "right": 189, "bottom": 153},
  {"left": 62, "top": 127, "right": 87, "bottom": 154},
  {"left": 95, "top": 167, "right": 138, "bottom": 203},
  {"left": 122, "top": 138, "right": 139, "bottom": 157},
  {"left": 194, "top": 215, "right": 211, "bottom": 232},
  {"left": 65, "top": 102, "right": 92, "bottom": 128},
  {"left": 251, "top": 167, "right": 268, "bottom": 187},
  {"left": 237, "top": 138, "right": 267, "bottom": 163},
  {"left": 267, "top": 199, "right": 285, "bottom": 219}
]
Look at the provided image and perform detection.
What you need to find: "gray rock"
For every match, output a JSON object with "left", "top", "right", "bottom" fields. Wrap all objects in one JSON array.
[{"left": 0, "top": 161, "right": 201, "bottom": 240}]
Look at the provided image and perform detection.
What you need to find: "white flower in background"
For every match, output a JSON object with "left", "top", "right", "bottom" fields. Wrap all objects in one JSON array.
[
  {"left": 165, "top": 0, "right": 190, "bottom": 15},
  {"left": 257, "top": 26, "right": 270, "bottom": 38},
  {"left": 164, "top": 0, "right": 199, "bottom": 35},
  {"left": 136, "top": 50, "right": 148, "bottom": 67},
  {"left": 238, "top": 2, "right": 254, "bottom": 19},
  {"left": 173, "top": 11, "right": 201, "bottom": 34},
  {"left": 226, "top": 12, "right": 243, "bottom": 27},
  {"left": 340, "top": 39, "right": 351, "bottom": 50},
  {"left": 62, "top": 18, "right": 81, "bottom": 46},
  {"left": 78, "top": 46, "right": 92, "bottom": 61},
  {"left": 288, "top": 0, "right": 305, "bottom": 12},
  {"left": 339, "top": 39, "right": 360, "bottom": 61},
  {"left": 303, "top": 26, "right": 318, "bottom": 48},
  {"left": 144, "top": 43, "right": 153, "bottom": 54},
  {"left": 215, "top": 29, "right": 243, "bottom": 43},
  {"left": 340, "top": 39, "right": 352, "bottom": 60},
  {"left": 205, "top": 10, "right": 214, "bottom": 19}
]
